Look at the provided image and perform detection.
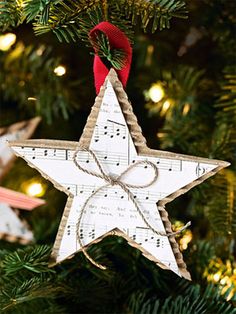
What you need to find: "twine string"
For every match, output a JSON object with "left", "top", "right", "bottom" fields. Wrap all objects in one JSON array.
[{"left": 73, "top": 146, "right": 191, "bottom": 270}]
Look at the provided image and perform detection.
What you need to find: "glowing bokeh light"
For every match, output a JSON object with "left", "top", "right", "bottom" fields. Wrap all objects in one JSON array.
[
  {"left": 0, "top": 33, "right": 16, "bottom": 51},
  {"left": 54, "top": 65, "right": 66, "bottom": 76},
  {"left": 26, "top": 182, "right": 45, "bottom": 197},
  {"left": 148, "top": 84, "right": 165, "bottom": 103}
]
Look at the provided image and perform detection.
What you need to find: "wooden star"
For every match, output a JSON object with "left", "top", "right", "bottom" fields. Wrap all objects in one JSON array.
[{"left": 9, "top": 70, "right": 229, "bottom": 279}]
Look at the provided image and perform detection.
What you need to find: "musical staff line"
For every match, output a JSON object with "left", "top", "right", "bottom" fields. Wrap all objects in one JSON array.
[
  {"left": 64, "top": 183, "right": 168, "bottom": 202},
  {"left": 16, "top": 146, "right": 184, "bottom": 172},
  {"left": 64, "top": 222, "right": 166, "bottom": 248}
]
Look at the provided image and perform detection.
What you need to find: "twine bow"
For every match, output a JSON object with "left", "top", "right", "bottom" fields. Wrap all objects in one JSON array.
[{"left": 73, "top": 146, "right": 191, "bottom": 270}]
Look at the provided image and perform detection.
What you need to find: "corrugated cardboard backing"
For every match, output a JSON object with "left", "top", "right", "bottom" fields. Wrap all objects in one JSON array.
[
  {"left": 77, "top": 69, "right": 228, "bottom": 280},
  {"left": 10, "top": 69, "right": 229, "bottom": 280}
]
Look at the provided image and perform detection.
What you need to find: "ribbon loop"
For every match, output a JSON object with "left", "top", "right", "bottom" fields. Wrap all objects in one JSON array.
[{"left": 89, "top": 22, "right": 132, "bottom": 94}]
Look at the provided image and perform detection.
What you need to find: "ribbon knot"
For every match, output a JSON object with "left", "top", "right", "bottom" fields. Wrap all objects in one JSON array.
[{"left": 73, "top": 146, "right": 191, "bottom": 270}]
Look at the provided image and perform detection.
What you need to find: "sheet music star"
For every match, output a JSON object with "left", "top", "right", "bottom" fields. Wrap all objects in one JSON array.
[{"left": 9, "top": 69, "right": 229, "bottom": 280}]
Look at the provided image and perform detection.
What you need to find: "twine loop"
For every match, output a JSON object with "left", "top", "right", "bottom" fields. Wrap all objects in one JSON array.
[{"left": 73, "top": 146, "right": 191, "bottom": 270}]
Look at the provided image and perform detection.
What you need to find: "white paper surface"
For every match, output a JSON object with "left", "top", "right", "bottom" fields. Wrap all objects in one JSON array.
[
  {"left": 11, "top": 80, "right": 218, "bottom": 276},
  {"left": 0, "top": 203, "right": 33, "bottom": 241},
  {"left": 0, "top": 129, "right": 26, "bottom": 175}
]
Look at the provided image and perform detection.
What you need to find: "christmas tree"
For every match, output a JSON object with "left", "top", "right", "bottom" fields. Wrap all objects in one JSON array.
[{"left": 0, "top": 0, "right": 236, "bottom": 313}]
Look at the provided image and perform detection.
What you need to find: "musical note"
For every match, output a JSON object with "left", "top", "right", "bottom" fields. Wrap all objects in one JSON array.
[
  {"left": 196, "top": 163, "right": 206, "bottom": 177},
  {"left": 94, "top": 125, "right": 100, "bottom": 143},
  {"left": 92, "top": 119, "right": 127, "bottom": 144},
  {"left": 18, "top": 147, "right": 67, "bottom": 160},
  {"left": 88, "top": 228, "right": 95, "bottom": 239},
  {"left": 6, "top": 222, "right": 11, "bottom": 232},
  {"left": 64, "top": 223, "right": 109, "bottom": 244},
  {"left": 127, "top": 226, "right": 164, "bottom": 247},
  {"left": 65, "top": 184, "right": 77, "bottom": 195}
]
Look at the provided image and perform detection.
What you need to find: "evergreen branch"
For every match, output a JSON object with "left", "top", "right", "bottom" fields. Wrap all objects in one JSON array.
[
  {"left": 0, "top": 0, "right": 186, "bottom": 41},
  {"left": 33, "top": 0, "right": 102, "bottom": 42},
  {"left": 1, "top": 245, "right": 54, "bottom": 276},
  {"left": 33, "top": 3, "right": 134, "bottom": 46},
  {"left": 33, "top": 15, "right": 82, "bottom": 42},
  {"left": 23, "top": 0, "right": 60, "bottom": 24},
  {"left": 117, "top": 0, "right": 188, "bottom": 32},
  {"left": 77, "top": 5, "right": 134, "bottom": 43},
  {"left": 204, "top": 170, "right": 236, "bottom": 236},
  {"left": 128, "top": 284, "right": 236, "bottom": 314},
  {"left": 211, "top": 68, "right": 236, "bottom": 160},
  {"left": 0, "top": 276, "right": 60, "bottom": 311},
  {"left": 145, "top": 66, "right": 236, "bottom": 238},
  {"left": 0, "top": 0, "right": 24, "bottom": 31},
  {"left": 187, "top": 240, "right": 216, "bottom": 276},
  {"left": 90, "top": 32, "right": 127, "bottom": 70},
  {"left": 0, "top": 43, "right": 76, "bottom": 123},
  {"left": 4, "top": 300, "right": 66, "bottom": 314},
  {"left": 146, "top": 66, "right": 207, "bottom": 154}
]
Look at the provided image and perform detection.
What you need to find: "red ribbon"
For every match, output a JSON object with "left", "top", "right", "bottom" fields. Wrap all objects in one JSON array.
[{"left": 89, "top": 22, "right": 132, "bottom": 94}]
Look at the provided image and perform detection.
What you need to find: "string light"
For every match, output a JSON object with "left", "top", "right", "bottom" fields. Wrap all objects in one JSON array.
[
  {"left": 19, "top": 81, "right": 25, "bottom": 87},
  {"left": 24, "top": 181, "right": 45, "bottom": 197},
  {"left": 213, "top": 272, "right": 221, "bottom": 282},
  {"left": 179, "top": 230, "right": 192, "bottom": 250},
  {"left": 157, "top": 132, "right": 165, "bottom": 139},
  {"left": 0, "top": 33, "right": 16, "bottom": 51},
  {"left": 36, "top": 45, "right": 45, "bottom": 56},
  {"left": 183, "top": 103, "right": 190, "bottom": 115},
  {"left": 28, "top": 97, "right": 37, "bottom": 101},
  {"left": 173, "top": 220, "right": 192, "bottom": 250},
  {"left": 161, "top": 100, "right": 171, "bottom": 115},
  {"left": 204, "top": 258, "right": 236, "bottom": 300},
  {"left": 145, "top": 44, "right": 154, "bottom": 66},
  {"left": 148, "top": 83, "right": 165, "bottom": 103},
  {"left": 54, "top": 65, "right": 66, "bottom": 76},
  {"left": 8, "top": 42, "right": 25, "bottom": 59}
]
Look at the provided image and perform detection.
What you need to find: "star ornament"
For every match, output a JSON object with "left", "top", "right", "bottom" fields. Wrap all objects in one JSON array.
[
  {"left": 9, "top": 69, "right": 229, "bottom": 279},
  {"left": 0, "top": 117, "right": 41, "bottom": 181},
  {"left": 0, "top": 187, "right": 45, "bottom": 244}
]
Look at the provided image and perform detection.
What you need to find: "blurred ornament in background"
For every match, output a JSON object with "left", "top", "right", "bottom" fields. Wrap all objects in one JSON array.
[
  {"left": 0, "top": 187, "right": 45, "bottom": 244},
  {"left": 0, "top": 117, "right": 41, "bottom": 181},
  {"left": 0, "top": 33, "right": 16, "bottom": 51},
  {"left": 178, "top": 27, "right": 203, "bottom": 57}
]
